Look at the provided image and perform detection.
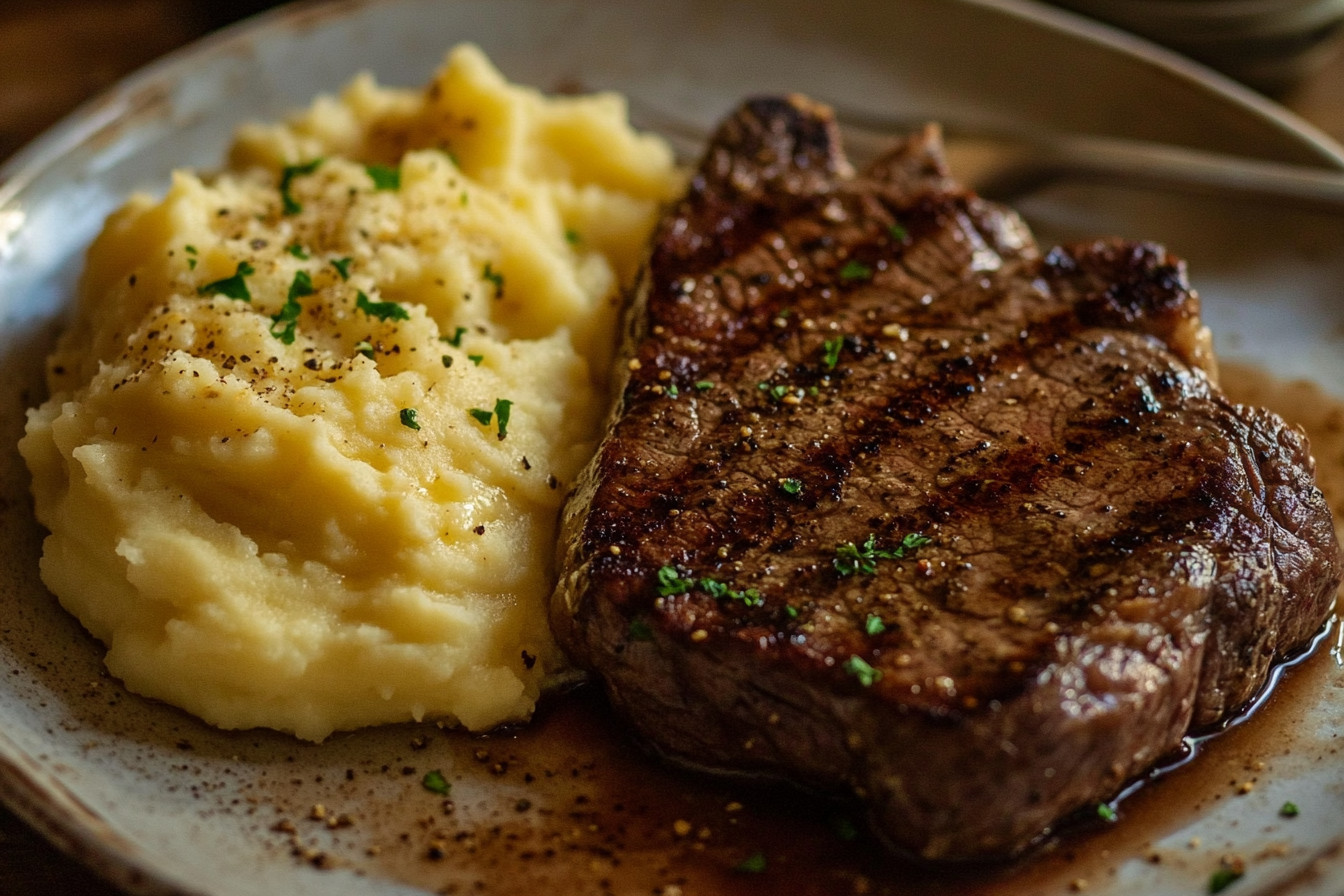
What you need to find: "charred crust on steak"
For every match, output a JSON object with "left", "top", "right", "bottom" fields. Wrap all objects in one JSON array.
[{"left": 552, "top": 95, "right": 1342, "bottom": 860}]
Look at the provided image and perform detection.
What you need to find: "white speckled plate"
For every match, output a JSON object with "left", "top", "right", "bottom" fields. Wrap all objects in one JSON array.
[{"left": 2, "top": 1, "right": 1343, "bottom": 894}]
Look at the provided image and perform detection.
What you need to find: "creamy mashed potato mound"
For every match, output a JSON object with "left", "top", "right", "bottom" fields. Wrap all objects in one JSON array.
[{"left": 20, "top": 45, "right": 682, "bottom": 741}]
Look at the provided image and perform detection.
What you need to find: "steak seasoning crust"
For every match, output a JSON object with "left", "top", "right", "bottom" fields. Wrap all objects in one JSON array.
[{"left": 551, "top": 96, "right": 1342, "bottom": 860}]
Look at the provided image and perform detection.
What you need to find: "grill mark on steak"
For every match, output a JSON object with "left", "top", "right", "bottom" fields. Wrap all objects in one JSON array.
[{"left": 552, "top": 95, "right": 1342, "bottom": 861}]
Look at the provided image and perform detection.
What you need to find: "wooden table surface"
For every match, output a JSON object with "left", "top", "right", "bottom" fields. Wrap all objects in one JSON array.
[{"left": 1, "top": 2, "right": 1342, "bottom": 895}]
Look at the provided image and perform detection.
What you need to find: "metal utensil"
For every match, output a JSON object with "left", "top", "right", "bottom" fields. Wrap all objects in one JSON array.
[{"left": 634, "top": 102, "right": 1344, "bottom": 212}]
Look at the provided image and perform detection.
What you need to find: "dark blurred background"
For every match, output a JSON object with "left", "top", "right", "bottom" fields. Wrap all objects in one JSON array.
[
  {"left": 1, "top": 0, "right": 280, "bottom": 162},
  {"left": 2, "top": 0, "right": 1342, "bottom": 165}
]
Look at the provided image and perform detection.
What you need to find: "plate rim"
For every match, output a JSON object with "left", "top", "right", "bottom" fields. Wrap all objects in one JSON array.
[{"left": 1, "top": 1, "right": 1342, "bottom": 895}]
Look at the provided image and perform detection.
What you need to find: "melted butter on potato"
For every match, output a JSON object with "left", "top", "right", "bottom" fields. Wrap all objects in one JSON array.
[{"left": 20, "top": 45, "right": 682, "bottom": 741}]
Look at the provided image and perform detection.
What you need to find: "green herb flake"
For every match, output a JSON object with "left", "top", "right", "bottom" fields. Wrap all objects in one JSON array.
[
  {"left": 654, "top": 566, "right": 762, "bottom": 608},
  {"left": 400, "top": 408, "right": 422, "bottom": 431},
  {"left": 184, "top": 244, "right": 198, "bottom": 270},
  {"left": 564, "top": 228, "right": 581, "bottom": 246},
  {"left": 286, "top": 269, "right": 315, "bottom": 301},
  {"left": 468, "top": 407, "right": 494, "bottom": 427},
  {"left": 726, "top": 585, "right": 764, "bottom": 608},
  {"left": 354, "top": 340, "right": 375, "bottom": 360},
  {"left": 492, "top": 398, "right": 513, "bottom": 439},
  {"left": 666, "top": 383, "right": 680, "bottom": 398},
  {"left": 843, "top": 655, "right": 882, "bottom": 687},
  {"left": 269, "top": 271, "right": 313, "bottom": 343},
  {"left": 838, "top": 258, "right": 874, "bottom": 283},
  {"left": 864, "top": 614, "right": 886, "bottom": 636},
  {"left": 355, "top": 290, "right": 410, "bottom": 322},
  {"left": 656, "top": 565, "right": 693, "bottom": 597},
  {"left": 197, "top": 261, "right": 255, "bottom": 302},
  {"left": 694, "top": 380, "right": 715, "bottom": 391},
  {"left": 331, "top": 256, "right": 353, "bottom": 280},
  {"left": 365, "top": 163, "right": 401, "bottom": 191},
  {"left": 733, "top": 852, "right": 767, "bottom": 874},
  {"left": 482, "top": 261, "right": 505, "bottom": 299},
  {"left": 700, "top": 577, "right": 764, "bottom": 608},
  {"left": 421, "top": 769, "right": 451, "bottom": 795},
  {"left": 822, "top": 336, "right": 844, "bottom": 371},
  {"left": 1280, "top": 801, "right": 1300, "bottom": 818},
  {"left": 443, "top": 325, "right": 468, "bottom": 347},
  {"left": 628, "top": 618, "right": 654, "bottom": 642},
  {"left": 1096, "top": 803, "right": 1118, "bottom": 823},
  {"left": 468, "top": 353, "right": 485, "bottom": 366},
  {"left": 888, "top": 221, "right": 909, "bottom": 242},
  {"left": 833, "top": 532, "right": 931, "bottom": 577},
  {"left": 784, "top": 604, "right": 799, "bottom": 619},
  {"left": 279, "top": 158, "right": 323, "bottom": 215},
  {"left": 1209, "top": 859, "right": 1246, "bottom": 894},
  {"left": 779, "top": 478, "right": 803, "bottom": 497},
  {"left": 285, "top": 242, "right": 310, "bottom": 260}
]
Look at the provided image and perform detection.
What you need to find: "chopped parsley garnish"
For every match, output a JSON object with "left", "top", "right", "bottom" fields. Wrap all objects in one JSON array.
[
  {"left": 698, "top": 577, "right": 763, "bottom": 607},
  {"left": 285, "top": 242, "right": 309, "bottom": 259},
  {"left": 184, "top": 244, "right": 198, "bottom": 269},
  {"left": 467, "top": 353, "right": 484, "bottom": 366},
  {"left": 665, "top": 383, "right": 680, "bottom": 398},
  {"left": 863, "top": 614, "right": 886, "bottom": 636},
  {"left": 757, "top": 381, "right": 791, "bottom": 403},
  {"left": 354, "top": 340, "right": 374, "bottom": 359},
  {"left": 694, "top": 380, "right": 715, "bottom": 391},
  {"left": 421, "top": 769, "right": 451, "bottom": 795},
  {"left": 355, "top": 290, "right": 410, "bottom": 321},
  {"left": 833, "top": 532, "right": 931, "bottom": 577},
  {"left": 733, "top": 852, "right": 767, "bottom": 874},
  {"left": 822, "top": 335, "right": 844, "bottom": 371},
  {"left": 468, "top": 407, "right": 494, "bottom": 427},
  {"left": 482, "top": 261, "right": 505, "bottom": 298},
  {"left": 270, "top": 270, "right": 313, "bottom": 343},
  {"left": 654, "top": 565, "right": 763, "bottom": 607},
  {"left": 628, "top": 618, "right": 654, "bottom": 642},
  {"left": 1209, "top": 860, "right": 1245, "bottom": 893},
  {"left": 1096, "top": 803, "right": 1118, "bottom": 823},
  {"left": 197, "top": 261, "right": 255, "bottom": 302},
  {"left": 1280, "top": 801, "right": 1300, "bottom": 818},
  {"left": 365, "top": 163, "right": 401, "bottom": 191},
  {"left": 443, "top": 325, "right": 468, "bottom": 347},
  {"left": 564, "top": 228, "right": 581, "bottom": 245},
  {"left": 400, "top": 408, "right": 421, "bottom": 430},
  {"left": 888, "top": 221, "right": 909, "bottom": 242},
  {"left": 779, "top": 478, "right": 803, "bottom": 497},
  {"left": 279, "top": 158, "right": 323, "bottom": 215},
  {"left": 838, "top": 258, "right": 873, "bottom": 283},
  {"left": 657, "top": 565, "right": 693, "bottom": 596},
  {"left": 843, "top": 655, "right": 882, "bottom": 687},
  {"left": 492, "top": 398, "right": 513, "bottom": 439},
  {"left": 331, "top": 256, "right": 353, "bottom": 280}
]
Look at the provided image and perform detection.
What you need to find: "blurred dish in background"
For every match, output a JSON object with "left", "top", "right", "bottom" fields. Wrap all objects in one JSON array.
[{"left": 1049, "top": 0, "right": 1344, "bottom": 92}]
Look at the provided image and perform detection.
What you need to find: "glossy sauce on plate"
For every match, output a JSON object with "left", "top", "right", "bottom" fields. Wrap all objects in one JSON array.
[{"left": 211, "top": 367, "right": 1343, "bottom": 896}]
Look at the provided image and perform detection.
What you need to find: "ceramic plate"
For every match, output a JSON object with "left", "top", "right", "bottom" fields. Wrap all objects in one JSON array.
[{"left": 2, "top": 1, "right": 1343, "bottom": 894}]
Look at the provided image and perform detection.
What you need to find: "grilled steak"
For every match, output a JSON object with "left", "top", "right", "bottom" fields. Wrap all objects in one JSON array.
[{"left": 551, "top": 95, "right": 1341, "bottom": 860}]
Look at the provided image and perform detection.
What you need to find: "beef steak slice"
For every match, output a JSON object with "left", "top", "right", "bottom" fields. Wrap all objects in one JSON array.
[{"left": 551, "top": 95, "right": 1341, "bottom": 861}]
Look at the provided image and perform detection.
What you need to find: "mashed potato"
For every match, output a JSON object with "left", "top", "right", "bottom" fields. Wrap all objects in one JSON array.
[{"left": 19, "top": 45, "right": 682, "bottom": 741}]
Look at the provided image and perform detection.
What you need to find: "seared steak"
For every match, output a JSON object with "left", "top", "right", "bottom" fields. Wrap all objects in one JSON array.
[{"left": 551, "top": 96, "right": 1341, "bottom": 860}]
